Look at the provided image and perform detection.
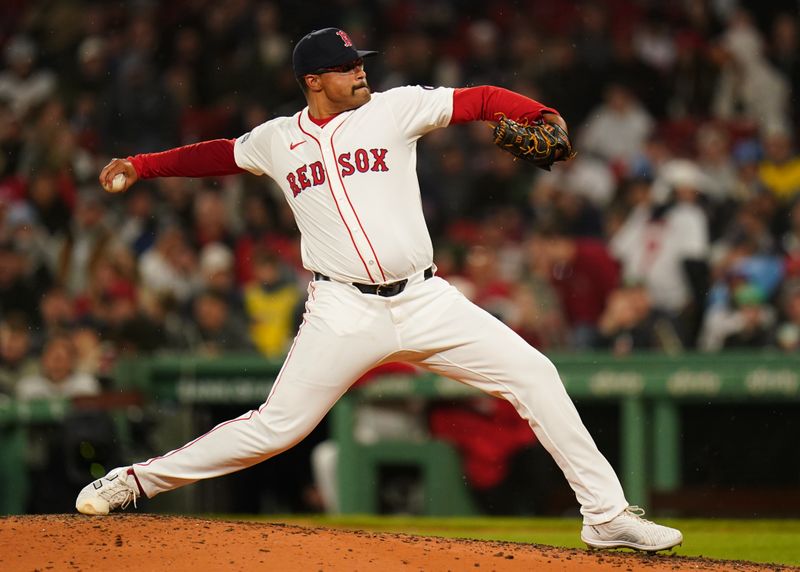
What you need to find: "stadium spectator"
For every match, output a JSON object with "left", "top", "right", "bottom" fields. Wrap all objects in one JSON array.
[
  {"left": 0, "top": 238, "right": 46, "bottom": 325},
  {"left": 473, "top": 210, "right": 527, "bottom": 282},
  {"left": 730, "top": 139, "right": 766, "bottom": 201},
  {"left": 773, "top": 278, "right": 800, "bottom": 351},
  {"left": 506, "top": 281, "right": 568, "bottom": 351},
  {"left": 460, "top": 245, "right": 514, "bottom": 321},
  {"left": 116, "top": 185, "right": 158, "bottom": 256},
  {"left": 3, "top": 199, "right": 52, "bottom": 287},
  {"left": 571, "top": 1, "right": 614, "bottom": 74},
  {"left": 34, "top": 286, "right": 76, "bottom": 347},
  {"left": 430, "top": 398, "right": 562, "bottom": 516},
  {"left": 611, "top": 161, "right": 711, "bottom": 344},
  {"left": 16, "top": 334, "right": 101, "bottom": 400},
  {"left": 101, "top": 54, "right": 178, "bottom": 156},
  {"left": 49, "top": 188, "right": 119, "bottom": 297},
  {"left": 535, "top": 37, "right": 597, "bottom": 127},
  {"left": 138, "top": 225, "right": 198, "bottom": 305},
  {"left": 666, "top": 31, "right": 719, "bottom": 120},
  {"left": 71, "top": 324, "right": 107, "bottom": 379},
  {"left": 693, "top": 124, "right": 740, "bottom": 240},
  {"left": 154, "top": 177, "right": 195, "bottom": 232},
  {"left": 712, "top": 198, "right": 778, "bottom": 263},
  {"left": 781, "top": 198, "right": 800, "bottom": 259},
  {"left": 233, "top": 188, "right": 299, "bottom": 283},
  {"left": 0, "top": 99, "right": 24, "bottom": 183},
  {"left": 420, "top": 138, "right": 472, "bottom": 230},
  {"left": 244, "top": 249, "right": 301, "bottom": 358},
  {"left": 181, "top": 290, "right": 253, "bottom": 356},
  {"left": 712, "top": 9, "right": 791, "bottom": 133},
  {"left": 758, "top": 124, "right": 800, "bottom": 203},
  {"left": 614, "top": 29, "right": 668, "bottom": 118},
  {"left": 531, "top": 227, "right": 619, "bottom": 348},
  {"left": 578, "top": 83, "right": 655, "bottom": 174},
  {"left": 197, "top": 241, "right": 246, "bottom": 322},
  {"left": 74, "top": 252, "right": 137, "bottom": 328},
  {"left": 767, "top": 12, "right": 800, "bottom": 129},
  {"left": 0, "top": 313, "right": 37, "bottom": 396},
  {"left": 517, "top": 236, "right": 571, "bottom": 350},
  {"left": 631, "top": 10, "right": 676, "bottom": 75},
  {"left": 18, "top": 98, "right": 92, "bottom": 186},
  {"left": 190, "top": 188, "right": 235, "bottom": 251},
  {"left": 708, "top": 234, "right": 784, "bottom": 309},
  {"left": 699, "top": 282, "right": 777, "bottom": 351},
  {"left": 462, "top": 20, "right": 504, "bottom": 87},
  {"left": 695, "top": 124, "right": 738, "bottom": 203},
  {"left": 0, "top": 36, "right": 56, "bottom": 120},
  {"left": 109, "top": 299, "right": 167, "bottom": 358},
  {"left": 595, "top": 283, "right": 681, "bottom": 355},
  {"left": 546, "top": 154, "right": 616, "bottom": 211},
  {"left": 627, "top": 135, "right": 674, "bottom": 183},
  {"left": 469, "top": 147, "right": 534, "bottom": 218},
  {"left": 67, "top": 36, "right": 112, "bottom": 103}
]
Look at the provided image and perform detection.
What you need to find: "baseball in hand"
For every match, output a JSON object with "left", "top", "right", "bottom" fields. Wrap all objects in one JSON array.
[{"left": 105, "top": 173, "right": 127, "bottom": 193}]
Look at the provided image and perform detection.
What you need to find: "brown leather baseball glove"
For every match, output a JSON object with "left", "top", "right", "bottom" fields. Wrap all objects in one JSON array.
[{"left": 492, "top": 116, "right": 576, "bottom": 171}]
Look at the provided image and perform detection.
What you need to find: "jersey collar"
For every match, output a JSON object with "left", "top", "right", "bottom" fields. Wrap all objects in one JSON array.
[{"left": 299, "top": 107, "right": 352, "bottom": 137}]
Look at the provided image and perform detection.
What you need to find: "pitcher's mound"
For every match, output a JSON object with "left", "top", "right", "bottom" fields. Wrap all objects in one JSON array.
[{"left": 0, "top": 514, "right": 790, "bottom": 571}]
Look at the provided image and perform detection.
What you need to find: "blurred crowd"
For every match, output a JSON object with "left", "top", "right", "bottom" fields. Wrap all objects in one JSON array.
[{"left": 2, "top": 0, "right": 800, "bottom": 401}]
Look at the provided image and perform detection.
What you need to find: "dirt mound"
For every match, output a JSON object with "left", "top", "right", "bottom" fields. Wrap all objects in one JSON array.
[{"left": 0, "top": 514, "right": 792, "bottom": 571}]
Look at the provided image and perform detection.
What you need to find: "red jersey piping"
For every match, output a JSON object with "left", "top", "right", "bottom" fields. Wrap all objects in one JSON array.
[
  {"left": 296, "top": 111, "right": 376, "bottom": 282},
  {"left": 330, "top": 117, "right": 387, "bottom": 282}
]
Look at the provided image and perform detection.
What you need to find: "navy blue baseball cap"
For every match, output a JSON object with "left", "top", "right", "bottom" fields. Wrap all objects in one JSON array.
[{"left": 292, "top": 28, "right": 377, "bottom": 76}]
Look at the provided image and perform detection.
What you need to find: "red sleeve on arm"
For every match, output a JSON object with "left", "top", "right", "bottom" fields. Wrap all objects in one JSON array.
[
  {"left": 128, "top": 139, "right": 245, "bottom": 179},
  {"left": 450, "top": 86, "right": 559, "bottom": 125}
]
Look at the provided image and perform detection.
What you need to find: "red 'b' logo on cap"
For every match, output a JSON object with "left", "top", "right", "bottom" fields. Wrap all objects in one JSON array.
[{"left": 336, "top": 30, "right": 353, "bottom": 47}]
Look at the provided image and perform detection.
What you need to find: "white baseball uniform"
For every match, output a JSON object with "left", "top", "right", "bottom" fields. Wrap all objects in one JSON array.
[{"left": 130, "top": 86, "right": 628, "bottom": 524}]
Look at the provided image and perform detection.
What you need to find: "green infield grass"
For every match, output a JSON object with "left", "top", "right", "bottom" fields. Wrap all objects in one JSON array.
[{"left": 256, "top": 515, "right": 800, "bottom": 567}]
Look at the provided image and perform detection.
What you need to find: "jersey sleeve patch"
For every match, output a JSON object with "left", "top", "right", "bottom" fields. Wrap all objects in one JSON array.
[{"left": 234, "top": 119, "right": 284, "bottom": 177}]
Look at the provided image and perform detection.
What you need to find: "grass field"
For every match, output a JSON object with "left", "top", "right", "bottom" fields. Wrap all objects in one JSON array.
[{"left": 258, "top": 515, "right": 800, "bottom": 567}]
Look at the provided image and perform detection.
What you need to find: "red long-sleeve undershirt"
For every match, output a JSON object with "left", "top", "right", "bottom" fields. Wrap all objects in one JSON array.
[
  {"left": 127, "top": 139, "right": 243, "bottom": 179},
  {"left": 127, "top": 86, "right": 560, "bottom": 179},
  {"left": 451, "top": 85, "right": 558, "bottom": 124}
]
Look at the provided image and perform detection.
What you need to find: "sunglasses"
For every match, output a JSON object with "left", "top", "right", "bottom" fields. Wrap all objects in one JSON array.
[{"left": 312, "top": 58, "right": 364, "bottom": 75}]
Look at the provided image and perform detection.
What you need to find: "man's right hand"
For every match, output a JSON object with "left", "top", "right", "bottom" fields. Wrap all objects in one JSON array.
[{"left": 99, "top": 158, "right": 139, "bottom": 193}]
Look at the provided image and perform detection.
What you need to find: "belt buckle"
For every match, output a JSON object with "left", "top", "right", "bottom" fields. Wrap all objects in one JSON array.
[
  {"left": 376, "top": 279, "right": 406, "bottom": 297},
  {"left": 375, "top": 283, "right": 394, "bottom": 297}
]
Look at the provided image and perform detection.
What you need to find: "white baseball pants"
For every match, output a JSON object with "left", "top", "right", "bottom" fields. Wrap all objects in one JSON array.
[{"left": 133, "top": 271, "right": 628, "bottom": 524}]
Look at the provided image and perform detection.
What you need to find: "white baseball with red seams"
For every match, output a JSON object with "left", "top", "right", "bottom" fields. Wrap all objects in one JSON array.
[{"left": 123, "top": 84, "right": 630, "bottom": 526}]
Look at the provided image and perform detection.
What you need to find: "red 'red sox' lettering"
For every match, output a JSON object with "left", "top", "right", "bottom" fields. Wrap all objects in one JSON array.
[
  {"left": 337, "top": 152, "right": 355, "bottom": 177},
  {"left": 368, "top": 148, "right": 388, "bottom": 172},
  {"left": 309, "top": 161, "right": 325, "bottom": 185},
  {"left": 287, "top": 160, "right": 325, "bottom": 197},
  {"left": 289, "top": 148, "right": 389, "bottom": 196}
]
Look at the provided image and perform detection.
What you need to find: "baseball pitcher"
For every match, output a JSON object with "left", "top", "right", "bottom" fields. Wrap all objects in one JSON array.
[{"left": 76, "top": 28, "right": 682, "bottom": 552}]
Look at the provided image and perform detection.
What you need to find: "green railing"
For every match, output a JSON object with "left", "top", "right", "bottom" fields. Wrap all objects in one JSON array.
[
  {"left": 2, "top": 352, "right": 799, "bottom": 514},
  {"left": 331, "top": 352, "right": 800, "bottom": 511}
]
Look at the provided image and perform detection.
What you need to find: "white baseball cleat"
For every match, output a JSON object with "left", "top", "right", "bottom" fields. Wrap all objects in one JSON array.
[
  {"left": 581, "top": 506, "right": 683, "bottom": 552},
  {"left": 75, "top": 466, "right": 140, "bottom": 515}
]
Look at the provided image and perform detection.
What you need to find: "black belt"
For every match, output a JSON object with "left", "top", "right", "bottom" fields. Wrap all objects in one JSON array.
[{"left": 313, "top": 266, "right": 433, "bottom": 297}]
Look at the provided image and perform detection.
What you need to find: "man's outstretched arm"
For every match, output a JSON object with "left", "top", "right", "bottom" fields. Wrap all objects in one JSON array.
[
  {"left": 452, "top": 86, "right": 573, "bottom": 168},
  {"left": 451, "top": 85, "right": 567, "bottom": 131},
  {"left": 99, "top": 139, "right": 245, "bottom": 193}
]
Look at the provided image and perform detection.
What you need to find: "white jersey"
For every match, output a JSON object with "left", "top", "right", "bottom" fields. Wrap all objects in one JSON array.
[{"left": 233, "top": 86, "right": 454, "bottom": 284}]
